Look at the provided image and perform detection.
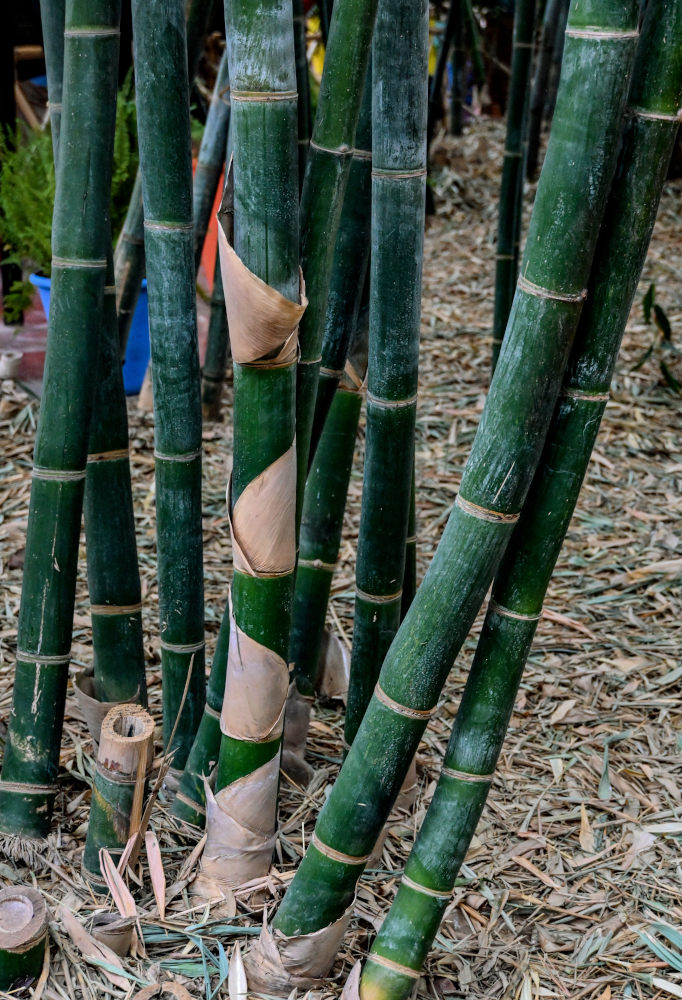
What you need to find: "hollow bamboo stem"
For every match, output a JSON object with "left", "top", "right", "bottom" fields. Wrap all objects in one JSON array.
[{"left": 0, "top": 887, "right": 48, "bottom": 992}]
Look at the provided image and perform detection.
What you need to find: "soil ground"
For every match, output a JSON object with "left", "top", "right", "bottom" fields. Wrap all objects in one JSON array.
[{"left": 1, "top": 118, "right": 681, "bottom": 1000}]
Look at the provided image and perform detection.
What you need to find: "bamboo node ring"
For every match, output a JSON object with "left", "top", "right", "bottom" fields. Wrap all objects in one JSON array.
[
  {"left": 374, "top": 684, "right": 437, "bottom": 720},
  {"left": 488, "top": 599, "right": 541, "bottom": 622},
  {"left": 628, "top": 106, "right": 682, "bottom": 122},
  {"left": 517, "top": 275, "right": 587, "bottom": 303},
  {"left": 298, "top": 557, "right": 337, "bottom": 572},
  {"left": 51, "top": 256, "right": 106, "bottom": 269},
  {"left": 441, "top": 765, "right": 494, "bottom": 783},
  {"left": 366, "top": 392, "right": 418, "bottom": 409},
  {"left": 154, "top": 448, "right": 203, "bottom": 463},
  {"left": 311, "top": 832, "right": 370, "bottom": 865},
  {"left": 367, "top": 953, "right": 421, "bottom": 980},
  {"left": 355, "top": 587, "right": 403, "bottom": 604},
  {"left": 401, "top": 875, "right": 452, "bottom": 899},
  {"left": 160, "top": 639, "right": 205, "bottom": 654},
  {"left": 564, "top": 28, "right": 639, "bottom": 40},
  {"left": 455, "top": 494, "right": 520, "bottom": 524},
  {"left": 91, "top": 602, "right": 143, "bottom": 615},
  {"left": 231, "top": 89, "right": 298, "bottom": 102},
  {"left": 562, "top": 387, "right": 610, "bottom": 402},
  {"left": 64, "top": 27, "right": 120, "bottom": 37},
  {"left": 17, "top": 650, "right": 70, "bottom": 665},
  {"left": 309, "top": 139, "right": 353, "bottom": 156},
  {"left": 32, "top": 466, "right": 86, "bottom": 482},
  {"left": 144, "top": 221, "right": 194, "bottom": 232},
  {"left": 372, "top": 168, "right": 428, "bottom": 180}
]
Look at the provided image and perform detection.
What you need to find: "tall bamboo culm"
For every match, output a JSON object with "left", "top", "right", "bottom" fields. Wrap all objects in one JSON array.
[
  {"left": 344, "top": 0, "right": 427, "bottom": 747},
  {"left": 258, "top": 0, "right": 640, "bottom": 985},
  {"left": 131, "top": 0, "right": 205, "bottom": 783},
  {"left": 293, "top": 0, "right": 312, "bottom": 190},
  {"left": 193, "top": 49, "right": 231, "bottom": 276},
  {"left": 491, "top": 0, "right": 536, "bottom": 371},
  {"left": 526, "top": 0, "right": 562, "bottom": 180},
  {"left": 358, "top": 5, "right": 682, "bottom": 994},
  {"left": 39, "top": 0, "right": 65, "bottom": 159},
  {"left": 0, "top": 0, "right": 121, "bottom": 844},
  {"left": 294, "top": 0, "right": 380, "bottom": 527},
  {"left": 192, "top": 0, "right": 303, "bottom": 891}
]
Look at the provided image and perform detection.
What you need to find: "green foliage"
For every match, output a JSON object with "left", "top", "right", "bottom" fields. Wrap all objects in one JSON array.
[
  {"left": 0, "top": 75, "right": 138, "bottom": 318},
  {"left": 634, "top": 282, "right": 681, "bottom": 393}
]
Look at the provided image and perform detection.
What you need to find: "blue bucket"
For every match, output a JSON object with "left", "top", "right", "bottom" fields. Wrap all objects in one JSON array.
[{"left": 29, "top": 273, "right": 150, "bottom": 396}]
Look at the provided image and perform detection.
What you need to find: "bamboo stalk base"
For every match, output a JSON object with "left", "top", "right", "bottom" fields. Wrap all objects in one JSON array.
[{"left": 0, "top": 885, "right": 48, "bottom": 991}]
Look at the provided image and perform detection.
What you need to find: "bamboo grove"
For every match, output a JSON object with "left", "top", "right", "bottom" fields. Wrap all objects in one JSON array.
[{"left": 0, "top": 0, "right": 681, "bottom": 994}]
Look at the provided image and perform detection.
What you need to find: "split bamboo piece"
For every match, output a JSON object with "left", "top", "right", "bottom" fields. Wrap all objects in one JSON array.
[
  {"left": 0, "top": 886, "right": 48, "bottom": 991},
  {"left": 357, "top": 4, "right": 682, "bottom": 994},
  {"left": 251, "top": 0, "right": 641, "bottom": 986},
  {"left": 194, "top": 0, "right": 304, "bottom": 892},
  {"left": 131, "top": 0, "right": 206, "bottom": 784},
  {"left": 344, "top": 0, "right": 428, "bottom": 747},
  {"left": 491, "top": 0, "right": 537, "bottom": 370},
  {"left": 82, "top": 704, "right": 154, "bottom": 887},
  {"left": 0, "top": 0, "right": 122, "bottom": 844},
  {"left": 294, "top": 0, "right": 380, "bottom": 526}
]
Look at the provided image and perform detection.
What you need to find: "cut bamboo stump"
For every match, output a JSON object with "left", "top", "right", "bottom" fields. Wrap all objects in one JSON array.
[
  {"left": 82, "top": 704, "right": 154, "bottom": 888},
  {"left": 0, "top": 886, "right": 48, "bottom": 991}
]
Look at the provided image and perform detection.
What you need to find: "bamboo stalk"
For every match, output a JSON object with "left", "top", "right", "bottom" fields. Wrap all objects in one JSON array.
[
  {"left": 201, "top": 253, "right": 231, "bottom": 421},
  {"left": 344, "top": 0, "right": 427, "bottom": 748},
  {"left": 294, "top": 0, "right": 380, "bottom": 528},
  {"left": 131, "top": 0, "right": 206, "bottom": 784},
  {"left": 526, "top": 0, "right": 562, "bottom": 180},
  {"left": 0, "top": 887, "right": 48, "bottom": 991},
  {"left": 0, "top": 0, "right": 122, "bottom": 844},
  {"left": 491, "top": 0, "right": 537, "bottom": 370},
  {"left": 39, "top": 0, "right": 65, "bottom": 160},
  {"left": 256, "top": 0, "right": 640, "bottom": 983},
  {"left": 463, "top": 0, "right": 485, "bottom": 93},
  {"left": 357, "top": 6, "right": 682, "bottom": 994},
  {"left": 194, "top": 0, "right": 303, "bottom": 890},
  {"left": 449, "top": 0, "right": 465, "bottom": 136},
  {"left": 82, "top": 705, "right": 154, "bottom": 888},
  {"left": 193, "top": 49, "right": 231, "bottom": 276},
  {"left": 293, "top": 0, "right": 312, "bottom": 191},
  {"left": 308, "top": 68, "right": 372, "bottom": 457}
]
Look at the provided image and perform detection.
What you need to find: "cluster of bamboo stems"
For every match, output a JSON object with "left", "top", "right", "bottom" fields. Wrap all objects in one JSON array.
[{"left": 1, "top": 0, "right": 681, "bottom": 994}]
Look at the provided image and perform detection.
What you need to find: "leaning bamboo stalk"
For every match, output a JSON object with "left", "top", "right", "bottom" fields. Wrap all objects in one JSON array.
[
  {"left": 39, "top": 0, "right": 65, "bottom": 160},
  {"left": 344, "top": 0, "right": 427, "bottom": 747},
  {"left": 114, "top": 0, "right": 218, "bottom": 352},
  {"left": 308, "top": 68, "right": 372, "bottom": 456},
  {"left": 0, "top": 0, "right": 121, "bottom": 845},
  {"left": 131, "top": 0, "right": 206, "bottom": 783},
  {"left": 193, "top": 49, "right": 231, "bottom": 276},
  {"left": 201, "top": 253, "right": 231, "bottom": 420},
  {"left": 0, "top": 886, "right": 48, "bottom": 991},
  {"left": 193, "top": 0, "right": 303, "bottom": 893},
  {"left": 356, "top": 7, "right": 682, "bottom": 994},
  {"left": 526, "top": 0, "right": 562, "bottom": 180},
  {"left": 82, "top": 705, "right": 154, "bottom": 888},
  {"left": 294, "top": 0, "right": 380, "bottom": 527},
  {"left": 293, "top": 0, "right": 312, "bottom": 190},
  {"left": 491, "top": 0, "right": 537, "bottom": 370},
  {"left": 250, "top": 0, "right": 640, "bottom": 987}
]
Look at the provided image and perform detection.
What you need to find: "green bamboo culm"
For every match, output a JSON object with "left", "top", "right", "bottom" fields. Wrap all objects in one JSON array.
[
  {"left": 463, "top": 0, "right": 486, "bottom": 93},
  {"left": 491, "top": 0, "right": 537, "bottom": 372},
  {"left": 359, "top": 6, "right": 682, "bottom": 994},
  {"left": 294, "top": 0, "right": 380, "bottom": 528},
  {"left": 308, "top": 68, "right": 372, "bottom": 457},
  {"left": 131, "top": 0, "right": 206, "bottom": 784},
  {"left": 427, "top": 2, "right": 458, "bottom": 149},
  {"left": 84, "top": 252, "right": 147, "bottom": 707},
  {"left": 344, "top": 0, "right": 427, "bottom": 748},
  {"left": 82, "top": 705, "right": 154, "bottom": 887},
  {"left": 114, "top": 0, "right": 216, "bottom": 353},
  {"left": 193, "top": 0, "right": 303, "bottom": 891},
  {"left": 264, "top": 0, "right": 639, "bottom": 979},
  {"left": 0, "top": 887, "right": 48, "bottom": 991},
  {"left": 293, "top": 0, "right": 312, "bottom": 191},
  {"left": 290, "top": 311, "right": 369, "bottom": 701},
  {"left": 449, "top": 0, "right": 465, "bottom": 136},
  {"left": 39, "top": 0, "right": 65, "bottom": 160},
  {"left": 0, "top": 0, "right": 122, "bottom": 845},
  {"left": 400, "top": 472, "right": 417, "bottom": 620},
  {"left": 193, "top": 48, "right": 231, "bottom": 276},
  {"left": 526, "top": 0, "right": 563, "bottom": 181},
  {"left": 201, "top": 252, "right": 231, "bottom": 421}
]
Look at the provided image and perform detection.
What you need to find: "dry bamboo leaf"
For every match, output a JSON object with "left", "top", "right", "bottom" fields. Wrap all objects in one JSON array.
[
  {"left": 58, "top": 906, "right": 129, "bottom": 991},
  {"left": 579, "top": 803, "right": 596, "bottom": 853},
  {"left": 100, "top": 848, "right": 137, "bottom": 917},
  {"left": 145, "top": 830, "right": 166, "bottom": 919}
]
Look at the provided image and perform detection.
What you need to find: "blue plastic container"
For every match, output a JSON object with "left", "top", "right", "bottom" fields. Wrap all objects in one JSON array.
[{"left": 29, "top": 273, "right": 150, "bottom": 395}]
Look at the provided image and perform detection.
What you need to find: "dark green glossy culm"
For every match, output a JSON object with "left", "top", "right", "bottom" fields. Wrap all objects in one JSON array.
[
  {"left": 271, "top": 0, "right": 640, "bottom": 957},
  {"left": 360, "top": 4, "right": 682, "bottom": 994},
  {"left": 491, "top": 0, "right": 536, "bottom": 370},
  {"left": 526, "top": 0, "right": 563, "bottom": 180},
  {"left": 201, "top": 253, "right": 231, "bottom": 421},
  {"left": 294, "top": 0, "right": 380, "bottom": 527},
  {"left": 308, "top": 68, "right": 372, "bottom": 457},
  {"left": 39, "top": 0, "right": 65, "bottom": 159},
  {"left": 132, "top": 0, "right": 205, "bottom": 777},
  {"left": 293, "top": 0, "right": 312, "bottom": 190},
  {"left": 291, "top": 314, "right": 369, "bottom": 698},
  {"left": 193, "top": 48, "right": 231, "bottom": 276},
  {"left": 344, "top": 0, "right": 428, "bottom": 746},
  {"left": 213, "top": 0, "right": 299, "bottom": 830},
  {"left": 0, "top": 0, "right": 121, "bottom": 841}
]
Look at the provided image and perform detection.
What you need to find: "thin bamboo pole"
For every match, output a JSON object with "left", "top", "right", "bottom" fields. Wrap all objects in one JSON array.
[
  {"left": 344, "top": 0, "right": 427, "bottom": 747},
  {"left": 39, "top": 0, "right": 65, "bottom": 160},
  {"left": 194, "top": 0, "right": 303, "bottom": 890},
  {"left": 255, "top": 0, "right": 640, "bottom": 984},
  {"left": 449, "top": 0, "right": 465, "bottom": 136},
  {"left": 294, "top": 0, "right": 380, "bottom": 529},
  {"left": 201, "top": 253, "right": 231, "bottom": 421},
  {"left": 526, "top": 0, "right": 562, "bottom": 180},
  {"left": 131, "top": 0, "right": 206, "bottom": 784},
  {"left": 0, "top": 0, "right": 122, "bottom": 845},
  {"left": 293, "top": 0, "right": 312, "bottom": 191},
  {"left": 491, "top": 0, "right": 537, "bottom": 371},
  {"left": 357, "top": 6, "right": 682, "bottom": 993},
  {"left": 193, "top": 49, "right": 231, "bottom": 276}
]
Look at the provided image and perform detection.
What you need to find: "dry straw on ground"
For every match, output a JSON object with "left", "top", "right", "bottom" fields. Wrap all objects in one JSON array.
[{"left": 0, "top": 119, "right": 681, "bottom": 1000}]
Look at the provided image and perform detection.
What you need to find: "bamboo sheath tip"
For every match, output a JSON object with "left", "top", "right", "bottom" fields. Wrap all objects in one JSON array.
[
  {"left": 98, "top": 705, "right": 155, "bottom": 777},
  {"left": 0, "top": 887, "right": 47, "bottom": 951}
]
